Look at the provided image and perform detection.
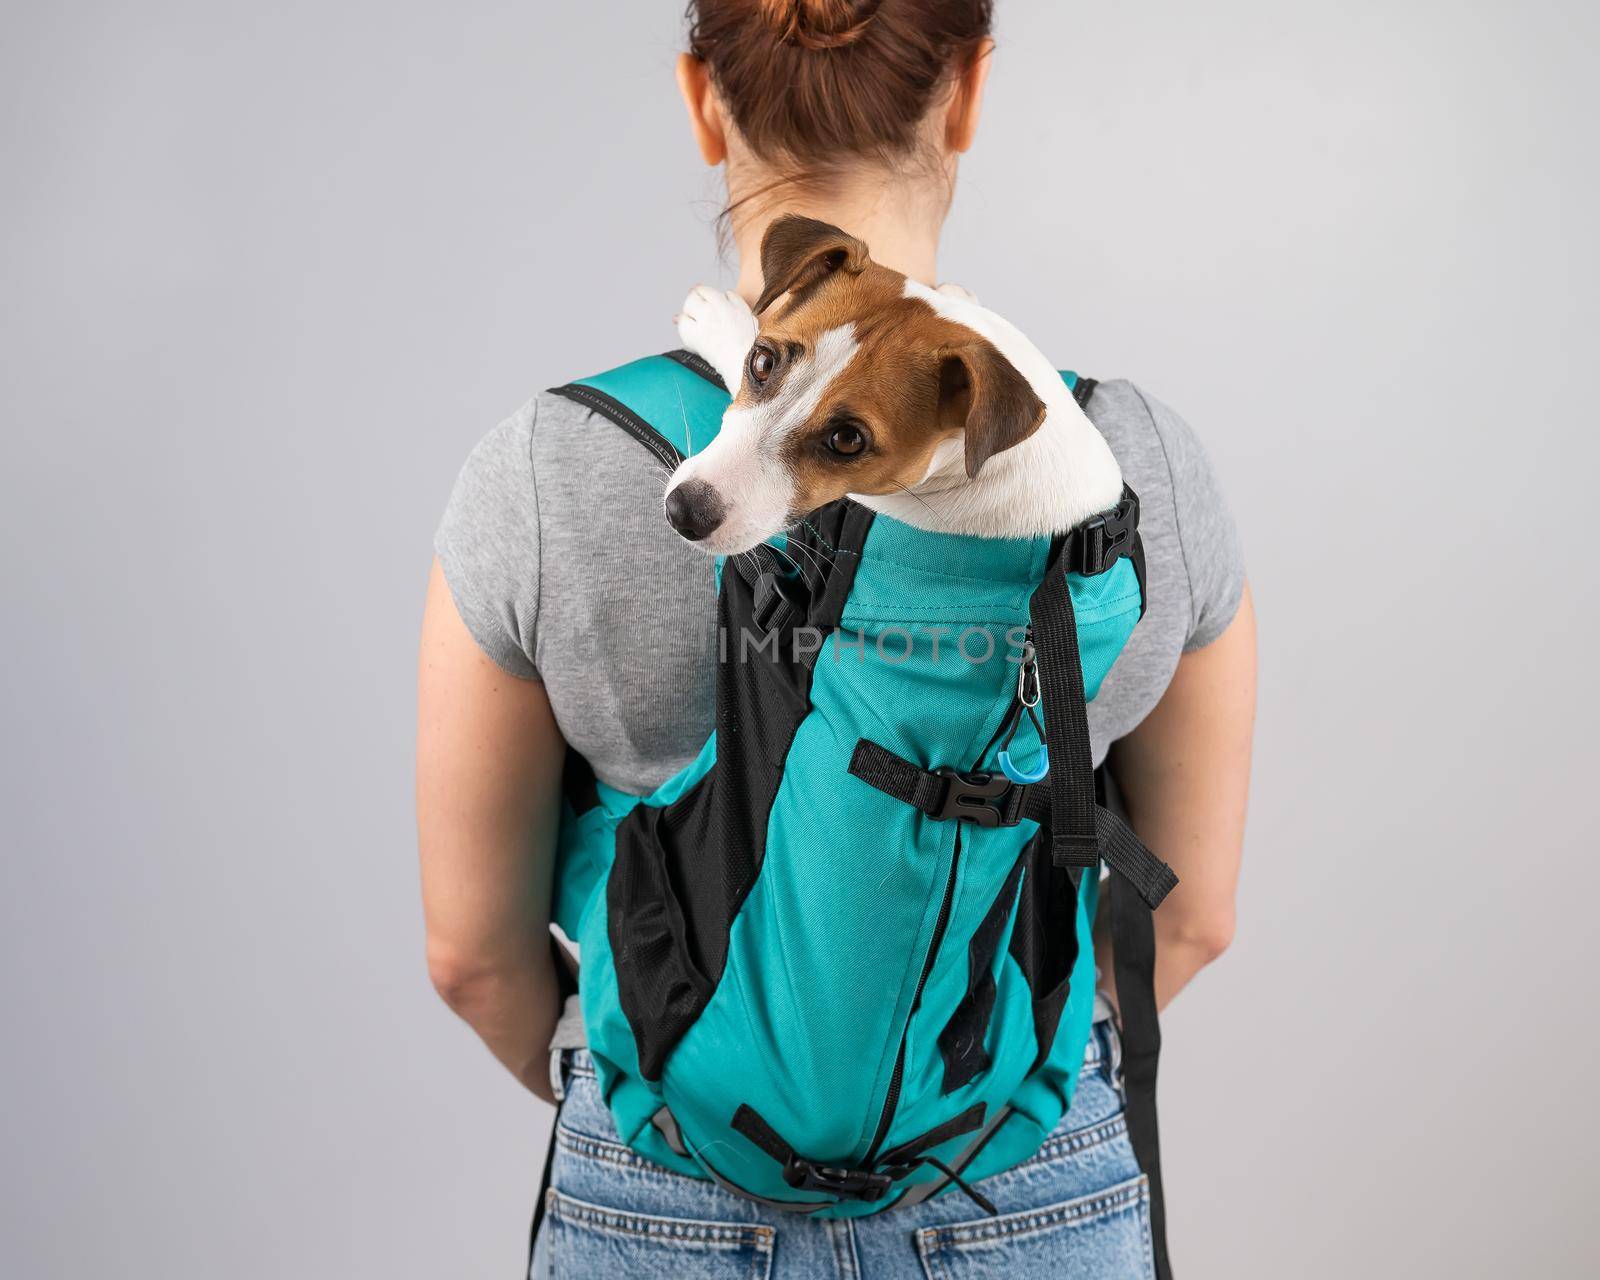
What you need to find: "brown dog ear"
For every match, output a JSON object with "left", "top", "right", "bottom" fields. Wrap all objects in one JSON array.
[
  {"left": 938, "top": 342, "right": 1048, "bottom": 479},
  {"left": 755, "top": 215, "right": 870, "bottom": 315}
]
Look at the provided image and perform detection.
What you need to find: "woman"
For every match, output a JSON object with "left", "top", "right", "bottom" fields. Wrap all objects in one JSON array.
[{"left": 417, "top": 1, "right": 1255, "bottom": 1275}]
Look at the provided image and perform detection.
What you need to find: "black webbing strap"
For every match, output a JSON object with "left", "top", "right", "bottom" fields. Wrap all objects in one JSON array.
[
  {"left": 730, "top": 1104, "right": 797, "bottom": 1165},
  {"left": 847, "top": 739, "right": 1030, "bottom": 828},
  {"left": 1092, "top": 806, "right": 1179, "bottom": 910},
  {"left": 847, "top": 741, "right": 1175, "bottom": 909},
  {"left": 891, "top": 1103, "right": 1015, "bottom": 1209},
  {"left": 731, "top": 1105, "right": 896, "bottom": 1203},
  {"left": 729, "top": 1101, "right": 989, "bottom": 1210},
  {"left": 1029, "top": 535, "right": 1100, "bottom": 869},
  {"left": 525, "top": 1122, "right": 557, "bottom": 1276},
  {"left": 653, "top": 1107, "right": 833, "bottom": 1214},
  {"left": 524, "top": 935, "right": 581, "bottom": 1275},
  {"left": 1102, "top": 770, "right": 1173, "bottom": 1280},
  {"left": 873, "top": 1101, "right": 988, "bottom": 1173},
  {"left": 727, "top": 541, "right": 828, "bottom": 634},
  {"left": 1007, "top": 797, "right": 1176, "bottom": 909},
  {"left": 848, "top": 740, "right": 952, "bottom": 813}
]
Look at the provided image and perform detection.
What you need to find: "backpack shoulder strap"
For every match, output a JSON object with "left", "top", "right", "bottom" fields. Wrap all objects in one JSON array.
[
  {"left": 1060, "top": 369, "right": 1099, "bottom": 408},
  {"left": 549, "top": 350, "right": 730, "bottom": 468}
]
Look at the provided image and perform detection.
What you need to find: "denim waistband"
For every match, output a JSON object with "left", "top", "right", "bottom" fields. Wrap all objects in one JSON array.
[{"left": 548, "top": 991, "right": 1121, "bottom": 1102}]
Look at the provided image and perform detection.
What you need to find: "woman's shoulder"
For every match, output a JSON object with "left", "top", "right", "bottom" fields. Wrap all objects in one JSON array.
[
  {"left": 433, "top": 397, "right": 544, "bottom": 679},
  {"left": 450, "top": 385, "right": 657, "bottom": 470},
  {"left": 1083, "top": 378, "right": 1213, "bottom": 501},
  {"left": 433, "top": 380, "right": 706, "bottom": 684},
  {"left": 1085, "top": 378, "right": 1245, "bottom": 654},
  {"left": 442, "top": 381, "right": 672, "bottom": 531}
]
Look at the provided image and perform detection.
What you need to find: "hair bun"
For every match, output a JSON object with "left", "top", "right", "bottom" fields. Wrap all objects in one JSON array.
[{"left": 759, "top": 0, "right": 883, "bottom": 50}]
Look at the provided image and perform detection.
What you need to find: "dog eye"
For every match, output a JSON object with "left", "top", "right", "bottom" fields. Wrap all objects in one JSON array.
[
  {"left": 747, "top": 344, "right": 777, "bottom": 385},
  {"left": 826, "top": 423, "right": 867, "bottom": 456}
]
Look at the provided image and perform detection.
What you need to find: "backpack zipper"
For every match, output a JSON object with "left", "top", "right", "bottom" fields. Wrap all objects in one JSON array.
[
  {"left": 862, "top": 633, "right": 1033, "bottom": 1169},
  {"left": 862, "top": 825, "right": 963, "bottom": 1166}
]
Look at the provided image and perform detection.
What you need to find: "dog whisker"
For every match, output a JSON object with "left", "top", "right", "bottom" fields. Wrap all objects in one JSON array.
[
  {"left": 778, "top": 536, "right": 828, "bottom": 581},
  {"left": 794, "top": 541, "right": 832, "bottom": 580},
  {"left": 772, "top": 543, "right": 814, "bottom": 581},
  {"left": 890, "top": 479, "right": 940, "bottom": 521},
  {"left": 672, "top": 378, "right": 694, "bottom": 459}
]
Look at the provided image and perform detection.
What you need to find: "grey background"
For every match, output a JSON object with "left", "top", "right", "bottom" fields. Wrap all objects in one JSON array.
[{"left": 3, "top": 1, "right": 1595, "bottom": 1275}]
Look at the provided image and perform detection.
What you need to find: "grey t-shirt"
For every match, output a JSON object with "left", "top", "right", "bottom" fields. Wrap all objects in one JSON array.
[{"left": 435, "top": 376, "right": 1243, "bottom": 794}]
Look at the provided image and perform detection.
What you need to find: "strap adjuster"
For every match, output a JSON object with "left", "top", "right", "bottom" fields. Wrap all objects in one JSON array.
[
  {"left": 750, "top": 569, "right": 808, "bottom": 632},
  {"left": 1051, "top": 832, "right": 1101, "bottom": 870},
  {"left": 1069, "top": 492, "right": 1138, "bottom": 576},
  {"left": 934, "top": 768, "right": 1022, "bottom": 828},
  {"left": 849, "top": 740, "right": 1030, "bottom": 829},
  {"left": 781, "top": 1158, "right": 892, "bottom": 1202}
]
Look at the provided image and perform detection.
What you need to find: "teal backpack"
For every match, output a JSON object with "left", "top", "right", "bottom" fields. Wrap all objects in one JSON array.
[{"left": 543, "top": 351, "right": 1178, "bottom": 1271}]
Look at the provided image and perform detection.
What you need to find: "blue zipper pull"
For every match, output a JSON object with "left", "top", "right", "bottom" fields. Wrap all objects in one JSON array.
[
  {"left": 998, "top": 638, "right": 1049, "bottom": 785},
  {"left": 998, "top": 744, "right": 1049, "bottom": 785}
]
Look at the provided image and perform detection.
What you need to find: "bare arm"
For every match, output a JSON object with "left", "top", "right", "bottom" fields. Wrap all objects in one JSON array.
[
  {"left": 1105, "top": 581, "right": 1256, "bottom": 1010},
  {"left": 417, "top": 558, "right": 565, "bottom": 1102}
]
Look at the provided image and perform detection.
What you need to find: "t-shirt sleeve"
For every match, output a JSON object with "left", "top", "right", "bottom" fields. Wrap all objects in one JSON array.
[
  {"left": 433, "top": 399, "right": 543, "bottom": 679},
  {"left": 1135, "top": 386, "right": 1246, "bottom": 651}
]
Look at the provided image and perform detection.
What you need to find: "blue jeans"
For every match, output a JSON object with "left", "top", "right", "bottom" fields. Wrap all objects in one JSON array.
[{"left": 530, "top": 1018, "right": 1155, "bottom": 1279}]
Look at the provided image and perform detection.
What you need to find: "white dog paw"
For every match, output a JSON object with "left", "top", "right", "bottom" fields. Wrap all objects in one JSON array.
[
  {"left": 936, "top": 281, "right": 979, "bottom": 304},
  {"left": 675, "top": 285, "right": 757, "bottom": 384}
]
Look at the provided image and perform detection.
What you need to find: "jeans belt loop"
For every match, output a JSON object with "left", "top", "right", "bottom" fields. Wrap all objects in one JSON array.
[{"left": 1105, "top": 1014, "right": 1126, "bottom": 1099}]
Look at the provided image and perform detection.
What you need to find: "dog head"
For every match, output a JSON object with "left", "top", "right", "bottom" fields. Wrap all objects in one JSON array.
[{"left": 663, "top": 215, "right": 1046, "bottom": 554}]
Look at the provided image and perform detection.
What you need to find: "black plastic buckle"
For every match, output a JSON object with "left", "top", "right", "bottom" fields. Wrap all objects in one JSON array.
[
  {"left": 751, "top": 569, "right": 809, "bottom": 633},
  {"left": 1071, "top": 494, "right": 1137, "bottom": 576},
  {"left": 781, "top": 1158, "right": 893, "bottom": 1202},
  {"left": 935, "top": 768, "right": 1019, "bottom": 829}
]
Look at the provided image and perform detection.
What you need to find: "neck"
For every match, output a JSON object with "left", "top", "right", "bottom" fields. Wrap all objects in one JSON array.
[{"left": 727, "top": 170, "right": 944, "bottom": 307}]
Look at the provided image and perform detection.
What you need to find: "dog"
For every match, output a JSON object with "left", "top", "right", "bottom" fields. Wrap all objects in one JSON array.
[{"left": 665, "top": 215, "right": 1123, "bottom": 554}]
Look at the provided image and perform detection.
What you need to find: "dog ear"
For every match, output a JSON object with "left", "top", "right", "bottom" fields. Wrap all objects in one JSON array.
[
  {"left": 939, "top": 342, "right": 1048, "bottom": 479},
  {"left": 755, "top": 215, "right": 869, "bottom": 315}
]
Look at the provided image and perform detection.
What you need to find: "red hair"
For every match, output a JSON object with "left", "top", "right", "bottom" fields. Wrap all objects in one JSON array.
[{"left": 687, "top": 0, "right": 993, "bottom": 168}]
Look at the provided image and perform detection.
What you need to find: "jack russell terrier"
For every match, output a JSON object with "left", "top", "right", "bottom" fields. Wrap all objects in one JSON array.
[{"left": 664, "top": 214, "right": 1122, "bottom": 553}]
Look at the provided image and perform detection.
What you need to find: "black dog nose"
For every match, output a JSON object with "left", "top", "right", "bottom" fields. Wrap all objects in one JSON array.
[{"left": 665, "top": 478, "right": 726, "bottom": 542}]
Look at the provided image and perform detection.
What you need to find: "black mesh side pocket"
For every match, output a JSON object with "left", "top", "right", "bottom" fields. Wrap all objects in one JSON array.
[
  {"left": 605, "top": 502, "right": 874, "bottom": 1084},
  {"left": 607, "top": 779, "right": 719, "bottom": 1081},
  {"left": 1006, "top": 832, "right": 1083, "bottom": 1072}
]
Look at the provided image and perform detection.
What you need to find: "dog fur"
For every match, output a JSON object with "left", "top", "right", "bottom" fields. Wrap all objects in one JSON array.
[{"left": 666, "top": 216, "right": 1122, "bottom": 554}]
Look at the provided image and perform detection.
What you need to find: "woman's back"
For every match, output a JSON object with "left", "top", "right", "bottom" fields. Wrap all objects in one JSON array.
[{"left": 436, "top": 375, "right": 1242, "bottom": 794}]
